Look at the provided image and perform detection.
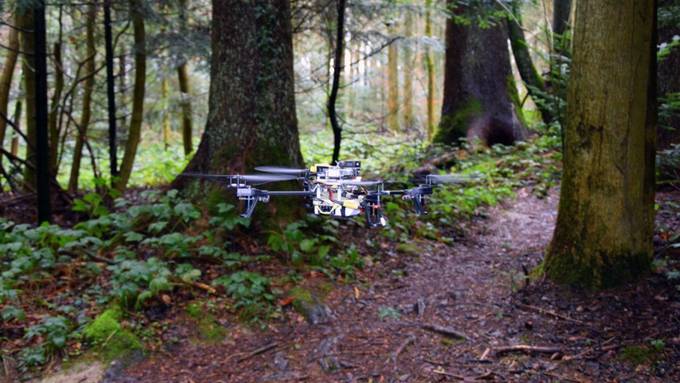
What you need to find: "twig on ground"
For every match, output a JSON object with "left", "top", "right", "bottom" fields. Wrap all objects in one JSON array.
[
  {"left": 515, "top": 303, "right": 584, "bottom": 325},
  {"left": 421, "top": 323, "right": 468, "bottom": 340},
  {"left": 391, "top": 334, "right": 416, "bottom": 366},
  {"left": 494, "top": 344, "right": 561, "bottom": 356},
  {"left": 238, "top": 342, "right": 278, "bottom": 363}
]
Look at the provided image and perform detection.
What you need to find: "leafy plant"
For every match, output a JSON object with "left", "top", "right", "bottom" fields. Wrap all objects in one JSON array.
[{"left": 212, "top": 271, "right": 274, "bottom": 309}]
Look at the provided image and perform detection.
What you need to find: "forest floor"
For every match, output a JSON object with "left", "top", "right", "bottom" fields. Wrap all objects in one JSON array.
[{"left": 86, "top": 187, "right": 680, "bottom": 383}]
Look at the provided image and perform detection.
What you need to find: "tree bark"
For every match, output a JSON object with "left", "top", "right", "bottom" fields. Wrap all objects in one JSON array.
[
  {"left": 545, "top": 0, "right": 656, "bottom": 289},
  {"left": 0, "top": 14, "right": 19, "bottom": 168},
  {"left": 424, "top": 0, "right": 435, "bottom": 140},
  {"left": 114, "top": 0, "right": 146, "bottom": 191},
  {"left": 387, "top": 23, "right": 399, "bottom": 132},
  {"left": 68, "top": 3, "right": 97, "bottom": 192},
  {"left": 507, "top": 0, "right": 554, "bottom": 124},
  {"left": 552, "top": 0, "right": 572, "bottom": 54},
  {"left": 435, "top": 1, "right": 525, "bottom": 146},
  {"left": 10, "top": 99, "right": 22, "bottom": 157},
  {"left": 402, "top": 11, "right": 415, "bottom": 131},
  {"left": 177, "top": 0, "right": 303, "bottom": 179}
]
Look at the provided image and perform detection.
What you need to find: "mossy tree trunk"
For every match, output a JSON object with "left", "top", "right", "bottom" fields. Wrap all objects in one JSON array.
[
  {"left": 161, "top": 78, "right": 170, "bottom": 150},
  {"left": 0, "top": 14, "right": 19, "bottom": 169},
  {"left": 68, "top": 3, "right": 97, "bottom": 192},
  {"left": 545, "top": 0, "right": 657, "bottom": 289},
  {"left": 114, "top": 0, "right": 146, "bottom": 191},
  {"left": 387, "top": 23, "right": 399, "bottom": 132},
  {"left": 177, "top": 0, "right": 304, "bottom": 213},
  {"left": 435, "top": 1, "right": 525, "bottom": 146}
]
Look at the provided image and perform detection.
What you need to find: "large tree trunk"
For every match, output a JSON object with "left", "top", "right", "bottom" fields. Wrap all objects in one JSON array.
[
  {"left": 114, "top": 0, "right": 146, "bottom": 191},
  {"left": 104, "top": 0, "right": 118, "bottom": 181},
  {"left": 545, "top": 0, "right": 656, "bottom": 289},
  {"left": 386, "top": 23, "right": 399, "bottom": 132},
  {"left": 68, "top": 3, "right": 97, "bottom": 192},
  {"left": 178, "top": 0, "right": 303, "bottom": 177},
  {"left": 0, "top": 14, "right": 19, "bottom": 168},
  {"left": 507, "top": 0, "right": 554, "bottom": 124},
  {"left": 657, "top": 0, "right": 680, "bottom": 148},
  {"left": 435, "top": 2, "right": 525, "bottom": 146}
]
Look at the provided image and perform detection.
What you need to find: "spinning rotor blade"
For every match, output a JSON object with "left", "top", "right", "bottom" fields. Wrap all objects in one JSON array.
[
  {"left": 254, "top": 166, "right": 309, "bottom": 175},
  {"left": 181, "top": 172, "right": 297, "bottom": 184},
  {"left": 424, "top": 174, "right": 477, "bottom": 185}
]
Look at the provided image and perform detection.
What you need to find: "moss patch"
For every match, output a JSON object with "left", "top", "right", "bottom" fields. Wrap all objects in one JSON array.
[
  {"left": 434, "top": 99, "right": 482, "bottom": 145},
  {"left": 83, "top": 307, "right": 142, "bottom": 361},
  {"left": 396, "top": 242, "right": 421, "bottom": 256},
  {"left": 620, "top": 344, "right": 663, "bottom": 365},
  {"left": 185, "top": 302, "right": 227, "bottom": 342}
]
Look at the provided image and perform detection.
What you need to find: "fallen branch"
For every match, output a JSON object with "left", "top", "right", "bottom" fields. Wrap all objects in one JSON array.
[
  {"left": 494, "top": 344, "right": 561, "bottom": 356},
  {"left": 391, "top": 335, "right": 416, "bottom": 365},
  {"left": 421, "top": 323, "right": 468, "bottom": 340},
  {"left": 515, "top": 303, "right": 584, "bottom": 325},
  {"left": 58, "top": 249, "right": 118, "bottom": 265},
  {"left": 238, "top": 342, "right": 278, "bottom": 363}
]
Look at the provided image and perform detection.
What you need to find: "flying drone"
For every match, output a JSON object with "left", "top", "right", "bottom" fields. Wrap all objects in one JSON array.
[{"left": 183, "top": 160, "right": 466, "bottom": 227}]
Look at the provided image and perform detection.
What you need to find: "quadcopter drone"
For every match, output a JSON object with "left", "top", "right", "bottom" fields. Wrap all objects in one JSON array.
[{"left": 183, "top": 160, "right": 466, "bottom": 227}]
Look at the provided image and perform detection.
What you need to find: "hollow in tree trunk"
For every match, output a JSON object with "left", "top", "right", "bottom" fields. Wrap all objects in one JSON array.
[{"left": 545, "top": 0, "right": 657, "bottom": 289}]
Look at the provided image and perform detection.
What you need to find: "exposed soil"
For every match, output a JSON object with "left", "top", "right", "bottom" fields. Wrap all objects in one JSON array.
[{"left": 99, "top": 188, "right": 680, "bottom": 383}]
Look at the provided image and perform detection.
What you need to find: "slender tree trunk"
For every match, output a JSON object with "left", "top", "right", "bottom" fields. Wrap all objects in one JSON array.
[
  {"left": 161, "top": 78, "right": 170, "bottom": 150},
  {"left": 387, "top": 23, "right": 399, "bottom": 132},
  {"left": 104, "top": 0, "right": 118, "bottom": 181},
  {"left": 435, "top": 1, "right": 525, "bottom": 146},
  {"left": 18, "top": 8, "right": 37, "bottom": 189},
  {"left": 114, "top": 0, "right": 146, "bottom": 191},
  {"left": 48, "top": 8, "right": 64, "bottom": 176},
  {"left": 176, "top": 0, "right": 194, "bottom": 156},
  {"left": 177, "top": 0, "right": 304, "bottom": 223},
  {"left": 177, "top": 64, "right": 193, "bottom": 156},
  {"left": 11, "top": 100, "right": 22, "bottom": 157},
  {"left": 552, "top": 0, "right": 572, "bottom": 54},
  {"left": 402, "top": 11, "right": 415, "bottom": 131},
  {"left": 507, "top": 0, "right": 554, "bottom": 124},
  {"left": 68, "top": 3, "right": 97, "bottom": 192},
  {"left": 0, "top": 14, "right": 19, "bottom": 167},
  {"left": 424, "top": 0, "right": 435, "bottom": 140},
  {"left": 545, "top": 0, "right": 656, "bottom": 289},
  {"left": 33, "top": 0, "right": 51, "bottom": 223},
  {"left": 328, "top": 0, "right": 346, "bottom": 164}
]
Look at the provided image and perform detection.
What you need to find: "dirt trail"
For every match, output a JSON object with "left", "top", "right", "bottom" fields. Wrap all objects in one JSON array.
[{"left": 108, "top": 189, "right": 680, "bottom": 382}]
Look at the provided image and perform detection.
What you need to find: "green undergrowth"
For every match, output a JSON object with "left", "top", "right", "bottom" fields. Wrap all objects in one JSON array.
[
  {"left": 1, "top": 132, "right": 561, "bottom": 377},
  {"left": 185, "top": 302, "right": 228, "bottom": 342}
]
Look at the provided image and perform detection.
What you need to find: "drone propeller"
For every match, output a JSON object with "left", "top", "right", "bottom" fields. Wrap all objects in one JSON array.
[
  {"left": 254, "top": 166, "right": 309, "bottom": 175},
  {"left": 181, "top": 172, "right": 298, "bottom": 185}
]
